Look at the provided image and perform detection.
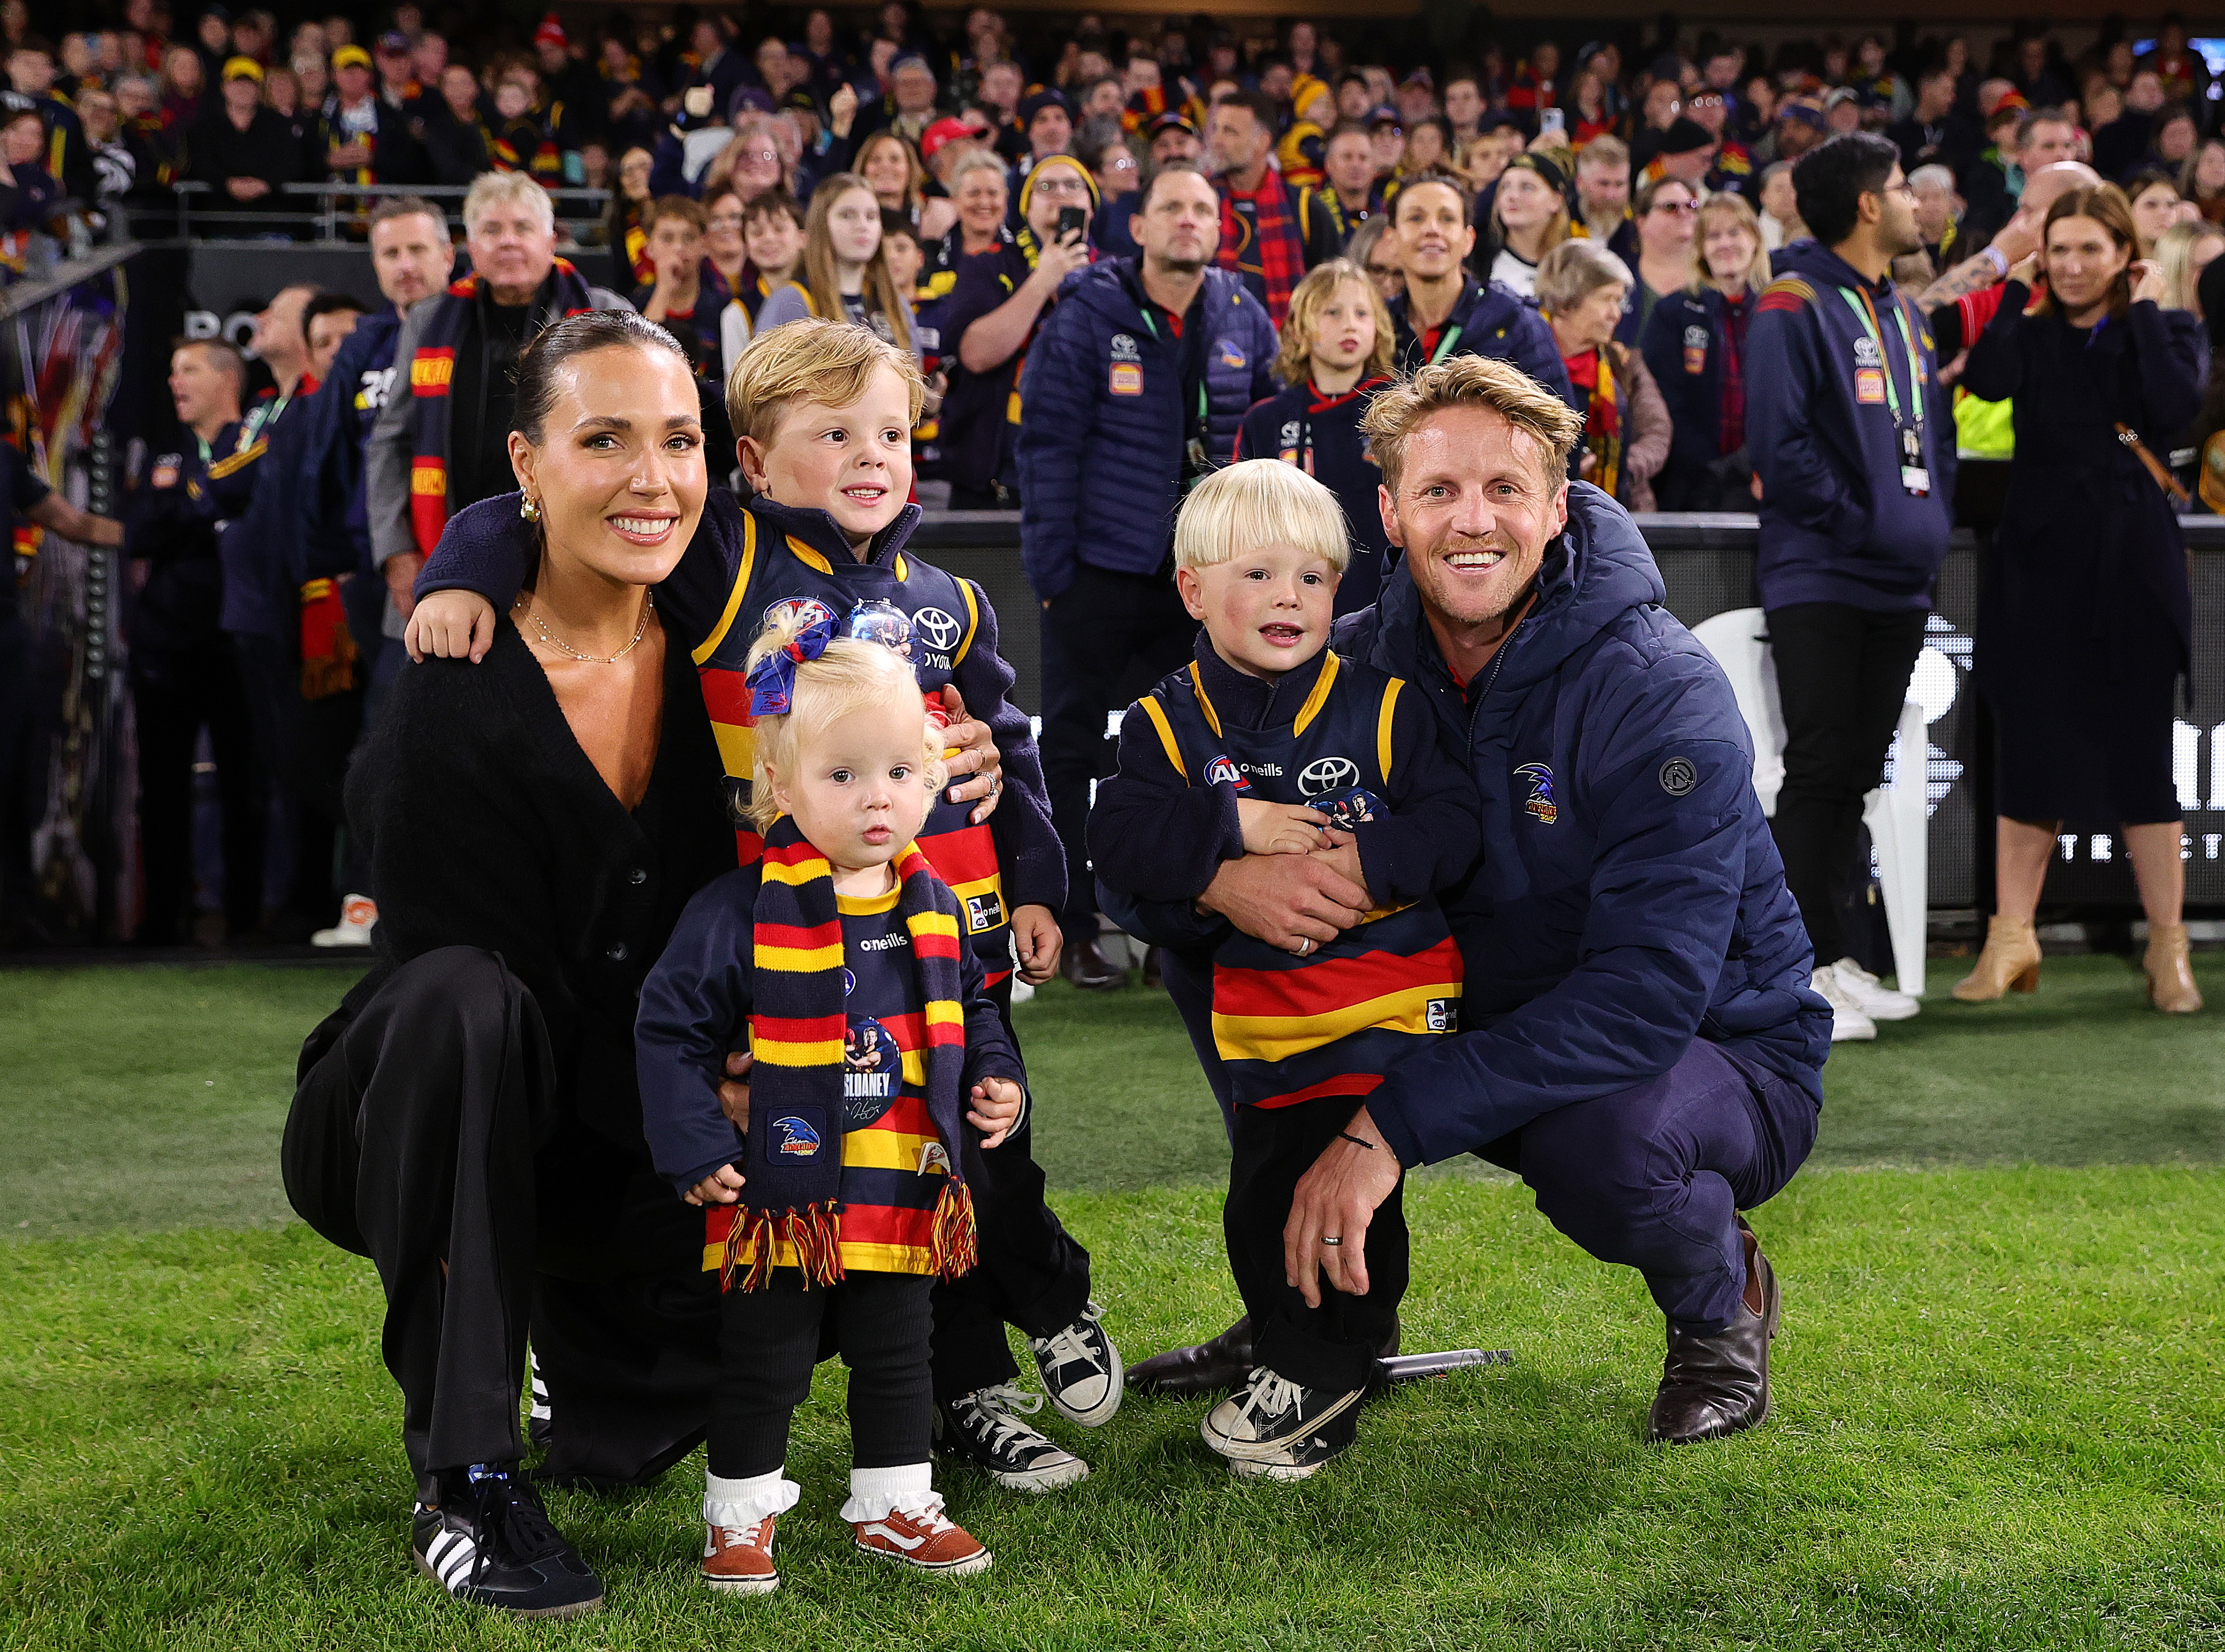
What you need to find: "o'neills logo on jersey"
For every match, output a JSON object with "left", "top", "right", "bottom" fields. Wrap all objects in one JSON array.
[{"left": 1205, "top": 754, "right": 1250, "bottom": 790}]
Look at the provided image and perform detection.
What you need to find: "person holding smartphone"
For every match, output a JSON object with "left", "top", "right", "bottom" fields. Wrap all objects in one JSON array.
[{"left": 936, "top": 154, "right": 1100, "bottom": 509}]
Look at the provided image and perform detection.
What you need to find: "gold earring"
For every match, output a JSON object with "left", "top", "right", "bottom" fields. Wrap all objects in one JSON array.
[{"left": 520, "top": 495, "right": 541, "bottom": 523}]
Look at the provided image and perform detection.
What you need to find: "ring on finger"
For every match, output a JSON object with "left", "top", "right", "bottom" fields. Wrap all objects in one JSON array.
[
  {"left": 1292, "top": 935, "right": 1312, "bottom": 956},
  {"left": 1321, "top": 1235, "right": 1343, "bottom": 1246}
]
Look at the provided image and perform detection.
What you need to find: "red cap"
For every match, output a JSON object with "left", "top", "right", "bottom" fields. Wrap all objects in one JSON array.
[
  {"left": 920, "top": 116, "right": 976, "bottom": 163},
  {"left": 534, "top": 13, "right": 566, "bottom": 51}
]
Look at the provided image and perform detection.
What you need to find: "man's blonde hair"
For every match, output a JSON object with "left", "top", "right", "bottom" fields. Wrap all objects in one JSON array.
[
  {"left": 741, "top": 609, "right": 944, "bottom": 833},
  {"left": 1172, "top": 458, "right": 1351, "bottom": 574},
  {"left": 1362, "top": 356, "right": 1583, "bottom": 494},
  {"left": 1273, "top": 258, "right": 1395, "bottom": 387},
  {"left": 462, "top": 168, "right": 555, "bottom": 235},
  {"left": 726, "top": 317, "right": 926, "bottom": 452}
]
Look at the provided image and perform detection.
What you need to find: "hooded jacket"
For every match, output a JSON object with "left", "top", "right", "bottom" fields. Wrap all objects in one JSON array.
[
  {"left": 1388, "top": 277, "right": 1577, "bottom": 410},
  {"left": 1015, "top": 258, "right": 1277, "bottom": 600},
  {"left": 1105, "top": 486, "right": 1830, "bottom": 1163},
  {"left": 1744, "top": 238, "right": 1955, "bottom": 612}
]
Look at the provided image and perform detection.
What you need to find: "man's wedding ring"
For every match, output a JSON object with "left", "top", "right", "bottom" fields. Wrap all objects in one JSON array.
[
  {"left": 1321, "top": 1235, "right": 1343, "bottom": 1246},
  {"left": 1293, "top": 937, "right": 1312, "bottom": 955}
]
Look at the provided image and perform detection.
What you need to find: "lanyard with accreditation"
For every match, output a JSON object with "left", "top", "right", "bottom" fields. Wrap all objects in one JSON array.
[{"left": 1838, "top": 285, "right": 1930, "bottom": 496}]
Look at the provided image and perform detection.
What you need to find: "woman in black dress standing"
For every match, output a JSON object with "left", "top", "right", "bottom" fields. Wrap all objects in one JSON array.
[{"left": 1955, "top": 184, "right": 2209, "bottom": 1011}]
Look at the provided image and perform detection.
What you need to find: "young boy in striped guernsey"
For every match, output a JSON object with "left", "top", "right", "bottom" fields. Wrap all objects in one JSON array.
[
  {"left": 637, "top": 608, "right": 1027, "bottom": 1591},
  {"left": 1089, "top": 459, "right": 1482, "bottom": 1479}
]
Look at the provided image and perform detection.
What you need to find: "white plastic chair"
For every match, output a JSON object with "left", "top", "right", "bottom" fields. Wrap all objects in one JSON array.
[{"left": 1691, "top": 608, "right": 1927, "bottom": 998}]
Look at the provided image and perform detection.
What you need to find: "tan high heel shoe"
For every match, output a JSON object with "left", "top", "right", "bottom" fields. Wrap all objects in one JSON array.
[
  {"left": 1952, "top": 915, "right": 2042, "bottom": 1002},
  {"left": 2144, "top": 923, "right": 2204, "bottom": 1013}
]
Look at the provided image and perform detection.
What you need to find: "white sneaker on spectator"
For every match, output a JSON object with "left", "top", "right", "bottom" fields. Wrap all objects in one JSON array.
[
  {"left": 1823, "top": 956, "right": 1921, "bottom": 1021},
  {"left": 313, "top": 894, "right": 378, "bottom": 948},
  {"left": 1811, "top": 966, "right": 1877, "bottom": 1042}
]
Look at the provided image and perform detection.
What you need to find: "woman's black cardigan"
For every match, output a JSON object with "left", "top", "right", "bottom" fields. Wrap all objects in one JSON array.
[{"left": 341, "top": 617, "right": 739, "bottom": 1149}]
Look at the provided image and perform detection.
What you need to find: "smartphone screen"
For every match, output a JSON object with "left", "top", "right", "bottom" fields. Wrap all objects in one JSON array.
[
  {"left": 1057, "top": 205, "right": 1087, "bottom": 242},
  {"left": 1540, "top": 107, "right": 1565, "bottom": 135}
]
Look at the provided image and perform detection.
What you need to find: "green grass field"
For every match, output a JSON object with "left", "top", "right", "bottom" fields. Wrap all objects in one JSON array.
[{"left": 3, "top": 958, "right": 2224, "bottom": 1650}]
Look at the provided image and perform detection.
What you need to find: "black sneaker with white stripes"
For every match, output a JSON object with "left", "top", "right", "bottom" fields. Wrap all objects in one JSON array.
[
  {"left": 526, "top": 1351, "right": 554, "bottom": 1452},
  {"left": 935, "top": 1384, "right": 1091, "bottom": 1492},
  {"left": 412, "top": 1463, "right": 604, "bottom": 1619},
  {"left": 1224, "top": 1402, "right": 1359, "bottom": 1482},
  {"left": 1028, "top": 1301, "right": 1123, "bottom": 1426},
  {"left": 1200, "top": 1366, "right": 1367, "bottom": 1463}
]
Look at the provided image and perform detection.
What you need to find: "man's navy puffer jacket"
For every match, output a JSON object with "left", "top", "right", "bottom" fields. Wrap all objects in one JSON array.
[{"left": 1015, "top": 258, "right": 1277, "bottom": 600}]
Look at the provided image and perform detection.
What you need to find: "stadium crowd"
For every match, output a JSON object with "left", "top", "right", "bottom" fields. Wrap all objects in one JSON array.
[{"left": 2, "top": 11, "right": 2218, "bottom": 1022}]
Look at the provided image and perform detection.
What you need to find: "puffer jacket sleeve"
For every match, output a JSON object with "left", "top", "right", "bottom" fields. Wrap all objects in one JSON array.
[{"left": 1014, "top": 290, "right": 1095, "bottom": 602}]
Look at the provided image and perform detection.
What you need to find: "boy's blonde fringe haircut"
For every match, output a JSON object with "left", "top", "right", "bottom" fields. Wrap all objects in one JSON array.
[
  {"left": 726, "top": 317, "right": 927, "bottom": 453},
  {"left": 741, "top": 608, "right": 945, "bottom": 833},
  {"left": 1172, "top": 458, "right": 1353, "bottom": 575}
]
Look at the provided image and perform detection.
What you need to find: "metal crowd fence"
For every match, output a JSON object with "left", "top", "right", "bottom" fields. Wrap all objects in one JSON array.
[{"left": 154, "top": 180, "right": 615, "bottom": 246}]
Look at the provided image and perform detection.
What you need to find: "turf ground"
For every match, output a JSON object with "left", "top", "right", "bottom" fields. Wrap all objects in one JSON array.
[{"left": 3, "top": 957, "right": 2223, "bottom": 1649}]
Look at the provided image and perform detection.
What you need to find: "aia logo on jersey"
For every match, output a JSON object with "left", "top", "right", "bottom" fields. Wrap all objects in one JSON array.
[
  {"left": 1204, "top": 754, "right": 1251, "bottom": 790},
  {"left": 1515, "top": 762, "right": 1558, "bottom": 825},
  {"left": 764, "top": 597, "right": 835, "bottom": 633},
  {"left": 771, "top": 1115, "right": 824, "bottom": 1158}
]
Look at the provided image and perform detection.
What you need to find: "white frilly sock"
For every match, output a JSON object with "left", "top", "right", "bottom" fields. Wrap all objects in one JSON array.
[
  {"left": 839, "top": 1461, "right": 936, "bottom": 1524},
  {"left": 704, "top": 1467, "right": 801, "bottom": 1529}
]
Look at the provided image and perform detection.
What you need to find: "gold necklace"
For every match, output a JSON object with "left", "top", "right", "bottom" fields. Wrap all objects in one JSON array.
[{"left": 515, "top": 591, "right": 656, "bottom": 664}]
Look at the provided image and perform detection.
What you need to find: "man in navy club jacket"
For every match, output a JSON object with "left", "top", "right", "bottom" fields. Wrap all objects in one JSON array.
[
  {"left": 1744, "top": 133, "right": 1954, "bottom": 1043},
  {"left": 1112, "top": 356, "right": 1831, "bottom": 1450},
  {"left": 1016, "top": 159, "right": 1277, "bottom": 991}
]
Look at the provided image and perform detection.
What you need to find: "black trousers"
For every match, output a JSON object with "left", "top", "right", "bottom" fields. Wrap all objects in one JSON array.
[
  {"left": 233, "top": 631, "right": 364, "bottom": 928},
  {"left": 281, "top": 947, "right": 721, "bottom": 1502},
  {"left": 1225, "top": 1097, "right": 1407, "bottom": 1393},
  {"left": 1038, "top": 562, "right": 1197, "bottom": 946},
  {"left": 130, "top": 642, "right": 266, "bottom": 943},
  {"left": 713, "top": 1271, "right": 935, "bottom": 1479},
  {"left": 1765, "top": 602, "right": 1928, "bottom": 968},
  {"left": 928, "top": 976, "right": 1094, "bottom": 1402}
]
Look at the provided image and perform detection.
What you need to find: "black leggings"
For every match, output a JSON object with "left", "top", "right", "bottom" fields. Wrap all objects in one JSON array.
[{"left": 712, "top": 1270, "right": 936, "bottom": 1480}]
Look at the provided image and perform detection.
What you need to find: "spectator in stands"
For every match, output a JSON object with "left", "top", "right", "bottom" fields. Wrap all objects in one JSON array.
[
  {"left": 1206, "top": 90, "right": 1336, "bottom": 329},
  {"left": 1888, "top": 64, "right": 1976, "bottom": 180},
  {"left": 632, "top": 195, "right": 731, "bottom": 457},
  {"left": 601, "top": 143, "right": 653, "bottom": 287},
  {"left": 1645, "top": 192, "right": 1771, "bottom": 511},
  {"left": 2154, "top": 216, "right": 2225, "bottom": 315},
  {"left": 1955, "top": 183, "right": 2207, "bottom": 1014},
  {"left": 367, "top": 170, "right": 628, "bottom": 648},
  {"left": 0, "top": 101, "right": 59, "bottom": 230},
  {"left": 1012, "top": 89, "right": 1071, "bottom": 175},
  {"left": 1964, "top": 106, "right": 2079, "bottom": 251},
  {"left": 1235, "top": 257, "right": 1397, "bottom": 614},
  {"left": 1483, "top": 151, "right": 1572, "bottom": 299},
  {"left": 188, "top": 55, "right": 298, "bottom": 222},
  {"left": 852, "top": 128, "right": 934, "bottom": 237},
  {"left": 2095, "top": 73, "right": 2162, "bottom": 182},
  {"left": 1618, "top": 175, "right": 1701, "bottom": 347},
  {"left": 127, "top": 338, "right": 268, "bottom": 946},
  {"left": 939, "top": 152, "right": 1094, "bottom": 509},
  {"left": 718, "top": 189, "right": 807, "bottom": 374},
  {"left": 1572, "top": 135, "right": 1635, "bottom": 260},
  {"left": 315, "top": 40, "right": 421, "bottom": 186},
  {"left": 159, "top": 43, "right": 204, "bottom": 132},
  {"left": 2182, "top": 137, "right": 2225, "bottom": 225},
  {"left": 754, "top": 170, "right": 916, "bottom": 351},
  {"left": 1745, "top": 132, "right": 1952, "bottom": 1042},
  {"left": 1015, "top": 159, "right": 1274, "bottom": 989},
  {"left": 6, "top": 36, "right": 92, "bottom": 202},
  {"left": 699, "top": 184, "right": 749, "bottom": 306},
  {"left": 1537, "top": 239, "right": 1668, "bottom": 509},
  {"left": 1349, "top": 213, "right": 1401, "bottom": 303},
  {"left": 2125, "top": 169, "right": 2187, "bottom": 258},
  {"left": 1384, "top": 167, "right": 1570, "bottom": 405},
  {"left": 1907, "top": 163, "right": 1960, "bottom": 272},
  {"left": 1311, "top": 120, "right": 1381, "bottom": 245},
  {"left": 1757, "top": 160, "right": 1805, "bottom": 252},
  {"left": 416, "top": 60, "right": 489, "bottom": 186},
  {"left": 1400, "top": 115, "right": 1447, "bottom": 174}
]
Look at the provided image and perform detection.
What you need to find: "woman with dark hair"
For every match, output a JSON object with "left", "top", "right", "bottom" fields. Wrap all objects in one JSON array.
[
  {"left": 1955, "top": 183, "right": 2209, "bottom": 1010},
  {"left": 2125, "top": 168, "right": 2186, "bottom": 257},
  {"left": 604, "top": 143, "right": 654, "bottom": 287},
  {"left": 1616, "top": 174, "right": 1701, "bottom": 345},
  {"left": 2181, "top": 136, "right": 2225, "bottom": 225},
  {"left": 283, "top": 310, "right": 731, "bottom": 1619}
]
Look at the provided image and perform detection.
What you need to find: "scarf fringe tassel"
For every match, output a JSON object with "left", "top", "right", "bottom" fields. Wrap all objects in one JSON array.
[
  {"left": 720, "top": 1200, "right": 847, "bottom": 1292},
  {"left": 930, "top": 1179, "right": 978, "bottom": 1280}
]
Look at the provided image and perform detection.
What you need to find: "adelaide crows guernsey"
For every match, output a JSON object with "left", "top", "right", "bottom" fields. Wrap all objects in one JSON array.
[
  {"left": 690, "top": 511, "right": 1014, "bottom": 985},
  {"left": 1140, "top": 650, "right": 1464, "bottom": 1107}
]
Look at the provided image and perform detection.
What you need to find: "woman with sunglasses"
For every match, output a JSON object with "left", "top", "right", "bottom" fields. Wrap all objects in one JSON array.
[{"left": 1617, "top": 174, "right": 1701, "bottom": 347}]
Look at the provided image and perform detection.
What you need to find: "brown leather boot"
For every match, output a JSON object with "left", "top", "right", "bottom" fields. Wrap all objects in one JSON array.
[
  {"left": 2145, "top": 922, "right": 2204, "bottom": 1013},
  {"left": 1061, "top": 935, "right": 1129, "bottom": 990},
  {"left": 1951, "top": 915, "right": 2041, "bottom": 1002},
  {"left": 1127, "top": 1316, "right": 1254, "bottom": 1397},
  {"left": 1645, "top": 1217, "right": 1779, "bottom": 1445}
]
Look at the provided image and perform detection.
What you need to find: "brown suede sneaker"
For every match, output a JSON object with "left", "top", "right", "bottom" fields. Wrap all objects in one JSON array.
[
  {"left": 701, "top": 1516, "right": 780, "bottom": 1594},
  {"left": 852, "top": 1505, "right": 992, "bottom": 1576}
]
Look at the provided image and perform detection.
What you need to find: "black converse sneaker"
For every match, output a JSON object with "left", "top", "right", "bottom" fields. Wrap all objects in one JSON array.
[
  {"left": 935, "top": 1384, "right": 1091, "bottom": 1492},
  {"left": 412, "top": 1464, "right": 604, "bottom": 1619},
  {"left": 1224, "top": 1403, "right": 1359, "bottom": 1482},
  {"left": 1200, "top": 1366, "right": 1366, "bottom": 1463},
  {"left": 1028, "top": 1301, "right": 1123, "bottom": 1426}
]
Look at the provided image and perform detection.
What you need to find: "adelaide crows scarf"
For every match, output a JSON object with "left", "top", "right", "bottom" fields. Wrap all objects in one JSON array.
[
  {"left": 406, "top": 258, "right": 597, "bottom": 555},
  {"left": 725, "top": 817, "right": 978, "bottom": 1291}
]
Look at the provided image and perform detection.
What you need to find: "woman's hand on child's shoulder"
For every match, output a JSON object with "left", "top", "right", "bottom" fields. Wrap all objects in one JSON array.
[
  {"left": 966, "top": 1076, "right": 1024, "bottom": 1151},
  {"left": 684, "top": 1163, "right": 745, "bottom": 1206},
  {"left": 1238, "top": 798, "right": 1330, "bottom": 857},
  {"left": 406, "top": 589, "right": 499, "bottom": 664}
]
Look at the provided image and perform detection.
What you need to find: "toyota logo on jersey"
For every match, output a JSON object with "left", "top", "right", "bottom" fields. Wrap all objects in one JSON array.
[
  {"left": 1299, "top": 756, "right": 1359, "bottom": 796},
  {"left": 913, "top": 607, "right": 962, "bottom": 652}
]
